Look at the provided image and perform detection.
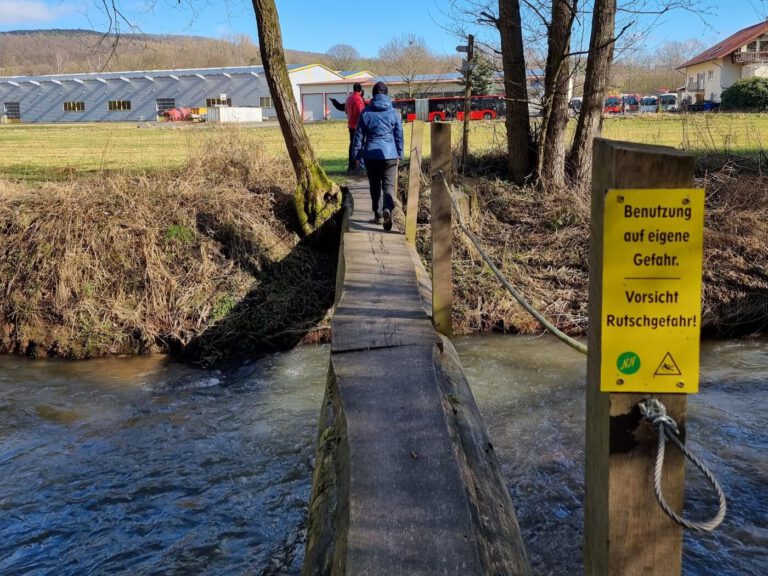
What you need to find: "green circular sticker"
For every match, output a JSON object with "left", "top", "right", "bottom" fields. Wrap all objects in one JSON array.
[{"left": 617, "top": 352, "right": 641, "bottom": 375}]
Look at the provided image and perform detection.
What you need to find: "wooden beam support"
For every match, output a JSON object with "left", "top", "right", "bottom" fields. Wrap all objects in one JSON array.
[
  {"left": 585, "top": 138, "right": 695, "bottom": 576},
  {"left": 405, "top": 120, "right": 424, "bottom": 246},
  {"left": 430, "top": 122, "right": 453, "bottom": 337}
]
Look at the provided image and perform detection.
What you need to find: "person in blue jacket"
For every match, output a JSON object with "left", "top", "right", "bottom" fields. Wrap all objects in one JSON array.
[{"left": 351, "top": 81, "right": 404, "bottom": 231}]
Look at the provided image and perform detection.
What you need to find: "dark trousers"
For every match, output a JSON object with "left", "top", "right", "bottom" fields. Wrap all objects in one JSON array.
[
  {"left": 347, "top": 128, "right": 356, "bottom": 171},
  {"left": 365, "top": 158, "right": 398, "bottom": 218}
]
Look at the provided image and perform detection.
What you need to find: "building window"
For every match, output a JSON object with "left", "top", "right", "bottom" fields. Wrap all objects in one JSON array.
[
  {"left": 259, "top": 96, "right": 273, "bottom": 108},
  {"left": 4, "top": 102, "right": 20, "bottom": 119},
  {"left": 708, "top": 70, "right": 714, "bottom": 80},
  {"left": 63, "top": 101, "right": 85, "bottom": 112},
  {"left": 206, "top": 97, "right": 232, "bottom": 107},
  {"left": 156, "top": 98, "right": 176, "bottom": 112},
  {"left": 746, "top": 41, "right": 757, "bottom": 52},
  {"left": 108, "top": 100, "right": 131, "bottom": 111}
]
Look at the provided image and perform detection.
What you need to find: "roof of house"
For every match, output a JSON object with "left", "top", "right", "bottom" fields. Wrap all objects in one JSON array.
[
  {"left": 339, "top": 70, "right": 375, "bottom": 79},
  {"left": 678, "top": 21, "right": 768, "bottom": 69}
]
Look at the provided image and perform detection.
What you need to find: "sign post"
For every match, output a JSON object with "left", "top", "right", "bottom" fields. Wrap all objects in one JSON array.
[{"left": 585, "top": 139, "right": 699, "bottom": 576}]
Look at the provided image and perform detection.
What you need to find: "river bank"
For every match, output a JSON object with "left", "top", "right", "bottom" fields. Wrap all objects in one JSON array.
[
  {"left": 0, "top": 135, "right": 338, "bottom": 362},
  {"left": 414, "top": 157, "right": 768, "bottom": 339},
  {"left": 0, "top": 141, "right": 765, "bottom": 360}
]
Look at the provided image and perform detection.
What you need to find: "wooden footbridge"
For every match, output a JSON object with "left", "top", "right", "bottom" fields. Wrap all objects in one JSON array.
[{"left": 301, "top": 125, "right": 713, "bottom": 576}]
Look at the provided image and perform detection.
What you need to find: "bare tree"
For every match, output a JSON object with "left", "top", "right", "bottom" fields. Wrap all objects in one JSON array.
[
  {"left": 326, "top": 44, "right": 360, "bottom": 71},
  {"left": 252, "top": 0, "right": 340, "bottom": 235},
  {"left": 536, "top": 0, "right": 578, "bottom": 188},
  {"left": 377, "top": 34, "right": 456, "bottom": 96},
  {"left": 493, "top": 1, "right": 533, "bottom": 183},
  {"left": 567, "top": 0, "right": 618, "bottom": 185}
]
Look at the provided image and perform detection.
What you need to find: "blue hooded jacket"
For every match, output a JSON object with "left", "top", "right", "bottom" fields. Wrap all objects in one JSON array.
[{"left": 351, "top": 93, "right": 404, "bottom": 162}]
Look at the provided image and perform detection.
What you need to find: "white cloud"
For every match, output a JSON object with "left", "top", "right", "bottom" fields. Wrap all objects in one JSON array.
[{"left": 0, "top": 1, "right": 73, "bottom": 25}]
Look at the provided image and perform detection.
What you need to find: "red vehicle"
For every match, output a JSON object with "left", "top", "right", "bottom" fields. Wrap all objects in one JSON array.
[
  {"left": 621, "top": 93, "right": 641, "bottom": 112},
  {"left": 603, "top": 96, "right": 623, "bottom": 114},
  {"left": 393, "top": 95, "right": 504, "bottom": 122}
]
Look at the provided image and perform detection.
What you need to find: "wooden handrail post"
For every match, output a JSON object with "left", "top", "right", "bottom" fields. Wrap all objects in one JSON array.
[
  {"left": 430, "top": 122, "right": 453, "bottom": 337},
  {"left": 585, "top": 138, "right": 696, "bottom": 575},
  {"left": 405, "top": 120, "right": 424, "bottom": 246}
]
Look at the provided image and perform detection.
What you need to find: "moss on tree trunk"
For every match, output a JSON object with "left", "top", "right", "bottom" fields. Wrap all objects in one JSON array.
[{"left": 252, "top": 0, "right": 341, "bottom": 235}]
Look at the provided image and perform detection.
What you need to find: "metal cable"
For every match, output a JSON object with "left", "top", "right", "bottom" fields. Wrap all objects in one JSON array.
[
  {"left": 435, "top": 171, "right": 588, "bottom": 355},
  {"left": 639, "top": 398, "right": 727, "bottom": 532}
]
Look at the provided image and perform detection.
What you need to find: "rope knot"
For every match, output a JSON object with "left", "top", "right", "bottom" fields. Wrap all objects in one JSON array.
[{"left": 639, "top": 398, "right": 679, "bottom": 435}]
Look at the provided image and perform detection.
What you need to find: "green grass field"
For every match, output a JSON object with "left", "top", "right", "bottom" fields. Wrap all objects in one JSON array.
[{"left": 1, "top": 113, "right": 767, "bottom": 182}]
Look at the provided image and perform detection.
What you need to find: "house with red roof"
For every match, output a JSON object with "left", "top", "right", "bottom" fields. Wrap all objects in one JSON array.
[{"left": 678, "top": 20, "right": 768, "bottom": 104}]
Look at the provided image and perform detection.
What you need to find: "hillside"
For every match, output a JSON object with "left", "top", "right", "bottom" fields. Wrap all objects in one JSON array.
[{"left": 0, "top": 29, "right": 329, "bottom": 76}]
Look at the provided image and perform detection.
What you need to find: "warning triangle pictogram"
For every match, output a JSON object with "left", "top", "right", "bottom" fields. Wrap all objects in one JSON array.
[{"left": 654, "top": 352, "right": 682, "bottom": 376}]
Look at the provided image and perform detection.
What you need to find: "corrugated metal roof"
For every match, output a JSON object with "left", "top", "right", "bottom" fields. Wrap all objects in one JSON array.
[
  {"left": 0, "top": 65, "right": 268, "bottom": 83},
  {"left": 339, "top": 70, "right": 374, "bottom": 78},
  {"left": 679, "top": 21, "right": 768, "bottom": 69}
]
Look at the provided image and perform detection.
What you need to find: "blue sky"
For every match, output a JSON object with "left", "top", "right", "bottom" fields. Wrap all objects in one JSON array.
[{"left": 0, "top": 0, "right": 766, "bottom": 58}]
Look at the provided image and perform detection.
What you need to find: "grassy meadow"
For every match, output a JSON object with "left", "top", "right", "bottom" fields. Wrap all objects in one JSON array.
[{"left": 3, "top": 113, "right": 767, "bottom": 182}]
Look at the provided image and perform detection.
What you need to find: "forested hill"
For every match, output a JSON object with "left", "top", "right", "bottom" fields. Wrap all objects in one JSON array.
[{"left": 0, "top": 29, "right": 327, "bottom": 76}]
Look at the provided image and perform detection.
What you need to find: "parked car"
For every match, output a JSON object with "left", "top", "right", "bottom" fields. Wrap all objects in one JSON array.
[
  {"left": 569, "top": 97, "right": 582, "bottom": 117},
  {"left": 659, "top": 93, "right": 679, "bottom": 112},
  {"left": 686, "top": 100, "right": 720, "bottom": 112},
  {"left": 639, "top": 96, "right": 658, "bottom": 113}
]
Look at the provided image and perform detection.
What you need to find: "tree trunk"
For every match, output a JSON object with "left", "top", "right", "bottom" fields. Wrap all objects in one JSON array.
[
  {"left": 567, "top": 0, "right": 617, "bottom": 186},
  {"left": 498, "top": 0, "right": 532, "bottom": 184},
  {"left": 252, "top": 0, "right": 340, "bottom": 235},
  {"left": 536, "top": 0, "right": 576, "bottom": 189}
]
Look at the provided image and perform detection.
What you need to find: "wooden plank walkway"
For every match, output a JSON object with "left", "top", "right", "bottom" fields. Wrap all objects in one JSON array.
[{"left": 329, "top": 178, "right": 484, "bottom": 574}]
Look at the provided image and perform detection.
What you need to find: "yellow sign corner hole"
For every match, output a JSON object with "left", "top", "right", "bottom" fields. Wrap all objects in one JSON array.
[{"left": 600, "top": 188, "right": 705, "bottom": 394}]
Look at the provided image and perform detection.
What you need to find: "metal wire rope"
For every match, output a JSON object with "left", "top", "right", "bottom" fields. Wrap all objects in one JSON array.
[
  {"left": 435, "top": 171, "right": 588, "bottom": 355},
  {"left": 639, "top": 398, "right": 727, "bottom": 532}
]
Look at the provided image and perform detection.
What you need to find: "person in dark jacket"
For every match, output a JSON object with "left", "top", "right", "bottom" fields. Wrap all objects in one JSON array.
[{"left": 351, "top": 81, "right": 404, "bottom": 230}]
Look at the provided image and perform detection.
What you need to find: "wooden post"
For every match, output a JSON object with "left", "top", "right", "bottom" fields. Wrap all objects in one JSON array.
[
  {"left": 585, "top": 138, "right": 694, "bottom": 576},
  {"left": 431, "top": 122, "right": 453, "bottom": 337},
  {"left": 405, "top": 120, "right": 424, "bottom": 246},
  {"left": 461, "top": 34, "right": 475, "bottom": 170}
]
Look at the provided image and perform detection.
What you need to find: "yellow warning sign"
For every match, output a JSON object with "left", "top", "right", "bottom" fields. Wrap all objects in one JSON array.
[{"left": 601, "top": 188, "right": 704, "bottom": 393}]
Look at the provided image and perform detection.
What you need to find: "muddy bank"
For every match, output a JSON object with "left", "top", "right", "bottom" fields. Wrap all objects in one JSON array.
[
  {"left": 408, "top": 160, "right": 767, "bottom": 339},
  {"left": 0, "top": 136, "right": 337, "bottom": 361}
]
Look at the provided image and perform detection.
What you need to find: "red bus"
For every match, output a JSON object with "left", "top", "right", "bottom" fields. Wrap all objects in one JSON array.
[
  {"left": 603, "top": 95, "right": 623, "bottom": 114},
  {"left": 393, "top": 95, "right": 504, "bottom": 122}
]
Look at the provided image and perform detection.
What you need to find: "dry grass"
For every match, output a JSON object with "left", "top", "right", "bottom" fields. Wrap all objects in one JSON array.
[
  {"left": 0, "top": 126, "right": 338, "bottom": 360},
  {"left": 409, "top": 152, "right": 768, "bottom": 338}
]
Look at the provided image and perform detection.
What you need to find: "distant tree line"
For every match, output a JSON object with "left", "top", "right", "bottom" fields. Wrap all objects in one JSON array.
[{"left": 0, "top": 30, "right": 457, "bottom": 78}]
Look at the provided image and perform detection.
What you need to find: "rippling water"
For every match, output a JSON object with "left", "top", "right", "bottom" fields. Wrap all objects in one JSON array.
[
  {"left": 0, "top": 350, "right": 329, "bottom": 575},
  {"left": 455, "top": 335, "right": 768, "bottom": 576},
  {"left": 1, "top": 337, "right": 765, "bottom": 575}
]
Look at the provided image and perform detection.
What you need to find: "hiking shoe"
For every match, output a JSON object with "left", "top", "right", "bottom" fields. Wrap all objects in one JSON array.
[
  {"left": 369, "top": 215, "right": 382, "bottom": 225},
  {"left": 383, "top": 209, "right": 392, "bottom": 231}
]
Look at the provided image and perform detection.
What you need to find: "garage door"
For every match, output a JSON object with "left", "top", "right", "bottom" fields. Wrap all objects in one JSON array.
[
  {"left": 327, "top": 92, "right": 348, "bottom": 120},
  {"left": 302, "top": 93, "right": 325, "bottom": 122}
]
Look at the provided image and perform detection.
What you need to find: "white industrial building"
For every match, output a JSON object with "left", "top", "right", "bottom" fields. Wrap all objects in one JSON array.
[
  {"left": 0, "top": 63, "right": 349, "bottom": 123},
  {"left": 2, "top": 62, "right": 543, "bottom": 124}
]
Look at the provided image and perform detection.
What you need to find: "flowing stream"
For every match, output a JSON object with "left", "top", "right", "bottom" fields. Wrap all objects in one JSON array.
[{"left": 0, "top": 336, "right": 765, "bottom": 575}]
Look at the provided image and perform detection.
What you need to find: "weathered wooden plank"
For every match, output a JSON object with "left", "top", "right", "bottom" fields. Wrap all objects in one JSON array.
[
  {"left": 431, "top": 122, "right": 453, "bottom": 337},
  {"left": 332, "top": 345, "right": 484, "bottom": 575},
  {"left": 586, "top": 138, "right": 693, "bottom": 576},
  {"left": 405, "top": 120, "right": 424, "bottom": 246},
  {"left": 304, "top": 177, "right": 530, "bottom": 576}
]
